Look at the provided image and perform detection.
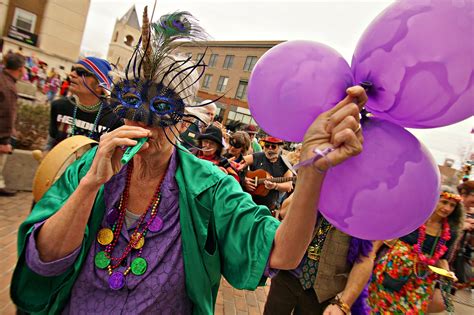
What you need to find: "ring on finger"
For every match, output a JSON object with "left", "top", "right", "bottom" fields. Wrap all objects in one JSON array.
[{"left": 354, "top": 124, "right": 362, "bottom": 134}]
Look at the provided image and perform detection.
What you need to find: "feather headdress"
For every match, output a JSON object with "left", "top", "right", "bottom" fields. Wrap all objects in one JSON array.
[
  {"left": 109, "top": 5, "right": 219, "bottom": 146},
  {"left": 127, "top": 6, "right": 207, "bottom": 82}
]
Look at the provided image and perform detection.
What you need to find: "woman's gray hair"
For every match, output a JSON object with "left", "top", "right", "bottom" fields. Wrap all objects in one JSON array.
[{"left": 156, "top": 55, "right": 200, "bottom": 104}]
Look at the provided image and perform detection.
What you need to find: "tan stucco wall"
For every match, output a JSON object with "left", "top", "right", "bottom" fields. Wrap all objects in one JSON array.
[
  {"left": 39, "top": 0, "right": 90, "bottom": 61},
  {"left": 0, "top": 0, "right": 10, "bottom": 36}
]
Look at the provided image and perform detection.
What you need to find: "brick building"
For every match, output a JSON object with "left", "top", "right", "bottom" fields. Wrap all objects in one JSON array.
[{"left": 175, "top": 41, "right": 284, "bottom": 129}]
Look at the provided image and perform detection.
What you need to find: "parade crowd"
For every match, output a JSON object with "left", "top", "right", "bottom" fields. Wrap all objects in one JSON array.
[
  {"left": 0, "top": 6, "right": 473, "bottom": 315},
  {"left": 0, "top": 47, "right": 72, "bottom": 103}
]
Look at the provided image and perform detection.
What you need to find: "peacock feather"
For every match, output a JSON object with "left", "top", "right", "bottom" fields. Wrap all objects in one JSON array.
[
  {"left": 153, "top": 11, "right": 193, "bottom": 37},
  {"left": 131, "top": 6, "right": 208, "bottom": 82}
]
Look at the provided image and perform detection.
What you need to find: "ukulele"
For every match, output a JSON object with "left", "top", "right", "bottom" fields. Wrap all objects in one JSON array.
[{"left": 246, "top": 169, "right": 297, "bottom": 197}]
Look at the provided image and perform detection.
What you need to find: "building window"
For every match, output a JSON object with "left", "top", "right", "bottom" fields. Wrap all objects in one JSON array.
[
  {"left": 242, "top": 115, "right": 251, "bottom": 124},
  {"left": 114, "top": 31, "right": 119, "bottom": 42},
  {"left": 216, "top": 76, "right": 229, "bottom": 92},
  {"left": 243, "top": 56, "right": 258, "bottom": 72},
  {"left": 124, "top": 35, "right": 134, "bottom": 46},
  {"left": 227, "top": 111, "right": 236, "bottom": 120},
  {"left": 196, "top": 53, "right": 204, "bottom": 62},
  {"left": 223, "top": 55, "right": 234, "bottom": 69},
  {"left": 235, "top": 80, "right": 248, "bottom": 100},
  {"left": 202, "top": 74, "right": 212, "bottom": 89},
  {"left": 13, "top": 8, "right": 37, "bottom": 33},
  {"left": 226, "top": 110, "right": 252, "bottom": 125},
  {"left": 209, "top": 54, "right": 218, "bottom": 67}
]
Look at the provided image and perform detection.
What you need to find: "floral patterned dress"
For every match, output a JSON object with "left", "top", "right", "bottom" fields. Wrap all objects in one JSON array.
[{"left": 368, "top": 229, "right": 453, "bottom": 314}]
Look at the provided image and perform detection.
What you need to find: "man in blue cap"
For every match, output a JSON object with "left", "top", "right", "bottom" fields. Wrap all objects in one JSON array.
[{"left": 45, "top": 57, "right": 123, "bottom": 150}]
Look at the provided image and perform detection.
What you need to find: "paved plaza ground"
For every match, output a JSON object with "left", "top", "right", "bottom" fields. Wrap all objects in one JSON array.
[{"left": 0, "top": 192, "right": 473, "bottom": 314}]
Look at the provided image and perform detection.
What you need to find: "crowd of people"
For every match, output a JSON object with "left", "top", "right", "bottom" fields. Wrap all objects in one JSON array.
[
  {"left": 1, "top": 7, "right": 473, "bottom": 315},
  {"left": 188, "top": 106, "right": 474, "bottom": 314},
  {"left": 0, "top": 47, "right": 73, "bottom": 103}
]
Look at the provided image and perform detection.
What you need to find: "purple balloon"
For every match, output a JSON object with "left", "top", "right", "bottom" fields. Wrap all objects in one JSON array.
[
  {"left": 352, "top": 0, "right": 474, "bottom": 128},
  {"left": 248, "top": 40, "right": 354, "bottom": 142},
  {"left": 319, "top": 118, "right": 440, "bottom": 240}
]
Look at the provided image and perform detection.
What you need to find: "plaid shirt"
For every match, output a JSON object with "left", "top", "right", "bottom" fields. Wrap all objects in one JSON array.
[{"left": 0, "top": 70, "right": 18, "bottom": 145}]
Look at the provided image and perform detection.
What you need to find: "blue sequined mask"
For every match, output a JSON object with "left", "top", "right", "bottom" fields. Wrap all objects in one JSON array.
[{"left": 110, "top": 79, "right": 186, "bottom": 127}]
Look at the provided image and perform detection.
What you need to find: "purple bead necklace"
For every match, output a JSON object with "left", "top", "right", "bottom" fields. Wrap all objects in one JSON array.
[{"left": 94, "top": 161, "right": 167, "bottom": 290}]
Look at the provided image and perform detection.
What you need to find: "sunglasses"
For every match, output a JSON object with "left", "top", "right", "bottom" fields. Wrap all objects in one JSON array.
[
  {"left": 264, "top": 143, "right": 278, "bottom": 150},
  {"left": 71, "top": 67, "right": 94, "bottom": 77},
  {"left": 229, "top": 139, "right": 243, "bottom": 149}
]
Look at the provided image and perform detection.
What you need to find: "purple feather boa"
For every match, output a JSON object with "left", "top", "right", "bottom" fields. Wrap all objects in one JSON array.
[
  {"left": 347, "top": 238, "right": 373, "bottom": 264},
  {"left": 347, "top": 237, "right": 373, "bottom": 315}
]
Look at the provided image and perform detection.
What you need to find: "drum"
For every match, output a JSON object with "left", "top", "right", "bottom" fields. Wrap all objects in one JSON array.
[{"left": 32, "top": 136, "right": 97, "bottom": 202}]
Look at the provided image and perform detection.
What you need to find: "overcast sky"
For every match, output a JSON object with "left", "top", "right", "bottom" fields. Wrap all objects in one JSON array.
[{"left": 81, "top": 0, "right": 473, "bottom": 168}]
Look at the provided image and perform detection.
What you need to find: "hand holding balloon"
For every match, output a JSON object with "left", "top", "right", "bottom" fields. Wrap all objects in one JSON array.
[{"left": 300, "top": 86, "right": 366, "bottom": 172}]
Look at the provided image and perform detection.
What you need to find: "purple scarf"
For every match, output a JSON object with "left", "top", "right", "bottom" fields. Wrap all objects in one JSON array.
[{"left": 347, "top": 238, "right": 373, "bottom": 315}]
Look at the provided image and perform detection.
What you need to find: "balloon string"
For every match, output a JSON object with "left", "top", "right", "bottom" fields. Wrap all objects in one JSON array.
[
  {"left": 360, "top": 108, "right": 371, "bottom": 123},
  {"left": 359, "top": 81, "right": 373, "bottom": 91},
  {"left": 358, "top": 81, "right": 373, "bottom": 123},
  {"left": 293, "top": 147, "right": 335, "bottom": 173},
  {"left": 359, "top": 81, "right": 374, "bottom": 124}
]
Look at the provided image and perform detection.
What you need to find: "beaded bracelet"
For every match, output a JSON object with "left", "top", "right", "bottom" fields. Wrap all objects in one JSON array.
[
  {"left": 293, "top": 147, "right": 334, "bottom": 173},
  {"left": 330, "top": 296, "right": 350, "bottom": 315}
]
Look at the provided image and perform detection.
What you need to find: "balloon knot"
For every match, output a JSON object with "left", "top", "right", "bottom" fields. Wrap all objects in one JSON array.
[
  {"left": 359, "top": 81, "right": 372, "bottom": 123},
  {"left": 359, "top": 81, "right": 373, "bottom": 92}
]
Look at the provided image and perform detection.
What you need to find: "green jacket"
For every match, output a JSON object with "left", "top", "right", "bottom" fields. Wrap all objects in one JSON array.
[{"left": 11, "top": 146, "right": 279, "bottom": 314}]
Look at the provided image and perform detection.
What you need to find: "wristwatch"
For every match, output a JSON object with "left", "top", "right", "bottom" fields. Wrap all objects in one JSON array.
[{"left": 331, "top": 296, "right": 350, "bottom": 315}]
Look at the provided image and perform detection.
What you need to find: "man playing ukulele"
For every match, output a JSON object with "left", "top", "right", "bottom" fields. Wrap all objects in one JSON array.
[{"left": 242, "top": 136, "right": 294, "bottom": 210}]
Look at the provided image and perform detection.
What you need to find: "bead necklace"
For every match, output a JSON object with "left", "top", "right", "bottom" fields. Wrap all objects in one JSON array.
[
  {"left": 70, "top": 101, "right": 103, "bottom": 139},
  {"left": 413, "top": 219, "right": 450, "bottom": 279},
  {"left": 414, "top": 219, "right": 450, "bottom": 265},
  {"left": 95, "top": 162, "right": 167, "bottom": 290},
  {"left": 74, "top": 97, "right": 102, "bottom": 113}
]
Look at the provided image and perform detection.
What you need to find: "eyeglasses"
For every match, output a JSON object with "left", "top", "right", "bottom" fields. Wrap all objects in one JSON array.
[
  {"left": 264, "top": 143, "right": 278, "bottom": 150},
  {"left": 229, "top": 139, "right": 242, "bottom": 149},
  {"left": 71, "top": 66, "right": 94, "bottom": 77}
]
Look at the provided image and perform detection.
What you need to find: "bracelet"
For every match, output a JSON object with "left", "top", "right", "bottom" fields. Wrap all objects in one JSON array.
[
  {"left": 293, "top": 147, "right": 334, "bottom": 173},
  {"left": 331, "top": 297, "right": 350, "bottom": 315}
]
